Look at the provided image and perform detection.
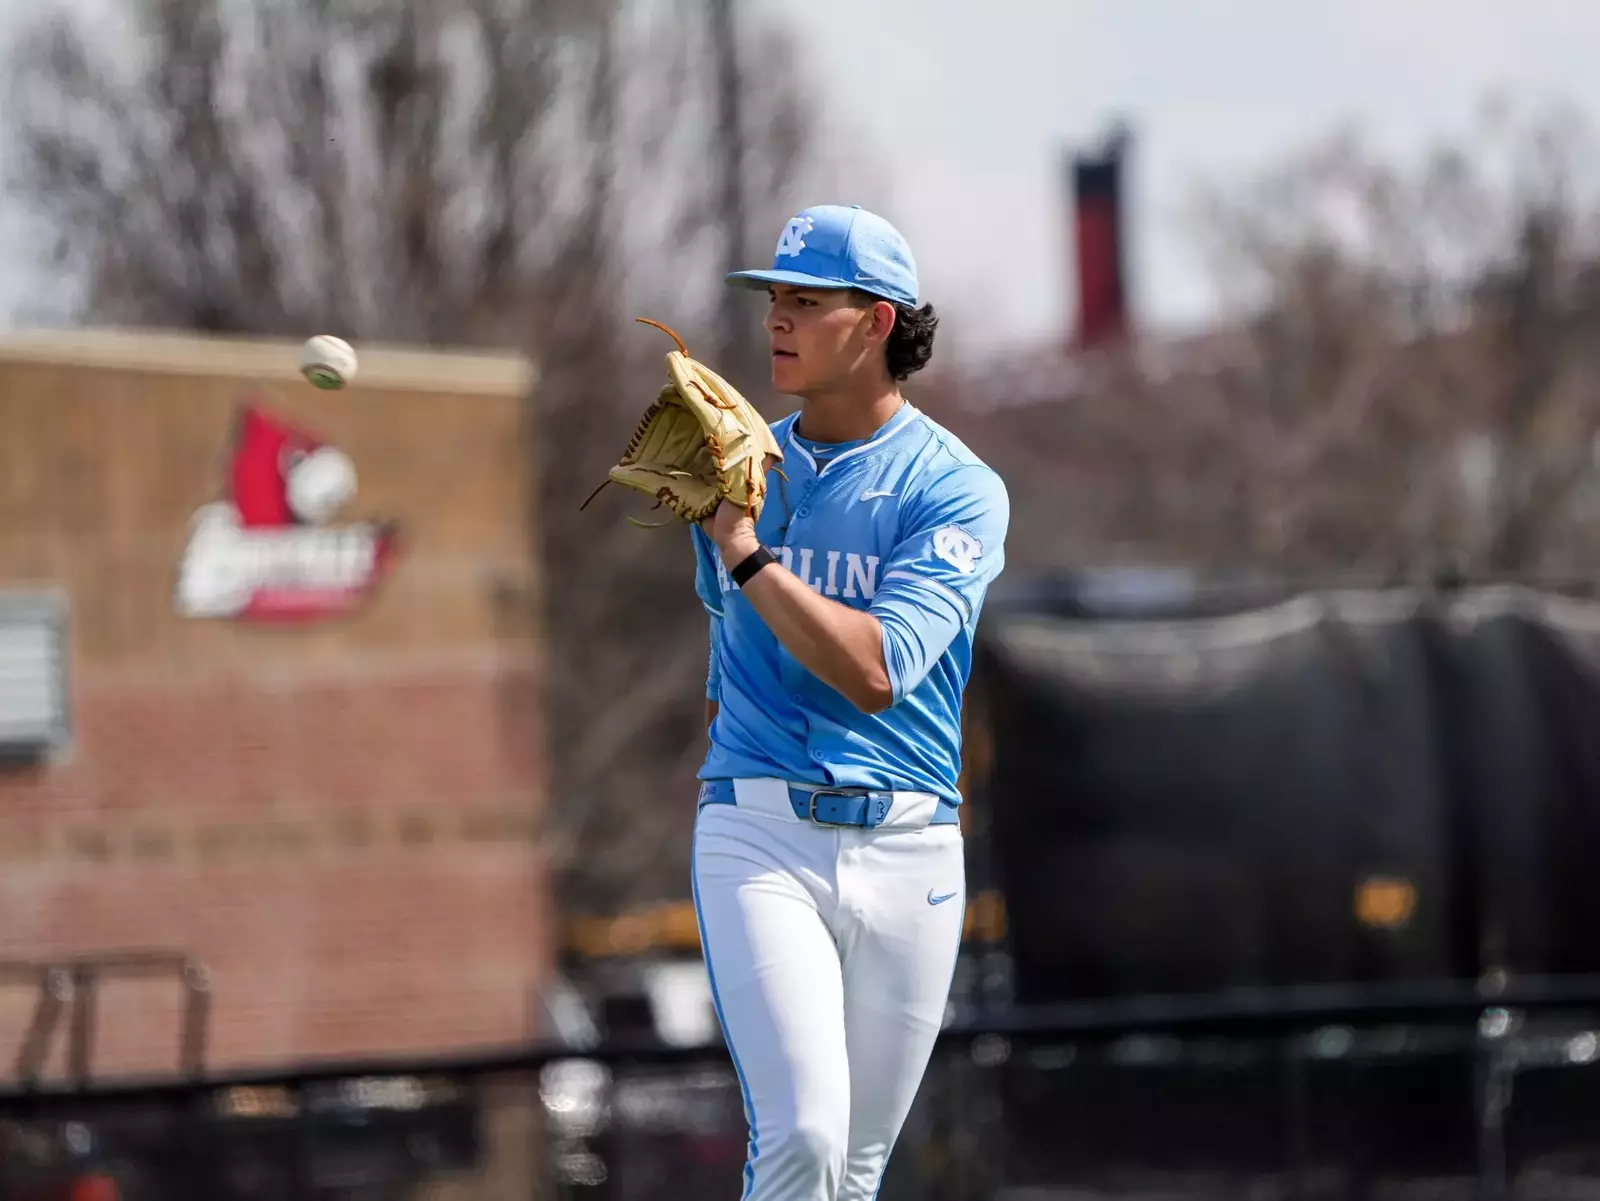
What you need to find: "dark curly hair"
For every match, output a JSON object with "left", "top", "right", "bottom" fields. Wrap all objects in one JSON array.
[{"left": 852, "top": 293, "right": 938, "bottom": 381}]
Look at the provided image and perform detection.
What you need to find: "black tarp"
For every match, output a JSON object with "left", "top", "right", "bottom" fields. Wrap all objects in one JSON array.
[{"left": 974, "top": 581, "right": 1600, "bottom": 1005}]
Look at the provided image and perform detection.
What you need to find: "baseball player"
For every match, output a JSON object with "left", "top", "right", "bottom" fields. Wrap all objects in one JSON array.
[{"left": 690, "top": 204, "right": 1010, "bottom": 1201}]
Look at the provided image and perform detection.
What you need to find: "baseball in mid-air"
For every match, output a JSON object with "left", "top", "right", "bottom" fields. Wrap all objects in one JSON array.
[{"left": 300, "top": 335, "right": 358, "bottom": 390}]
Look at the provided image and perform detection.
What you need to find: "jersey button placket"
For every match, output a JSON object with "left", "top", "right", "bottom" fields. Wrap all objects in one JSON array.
[
  {"left": 794, "top": 480, "right": 817, "bottom": 529},
  {"left": 782, "top": 481, "right": 812, "bottom": 548}
]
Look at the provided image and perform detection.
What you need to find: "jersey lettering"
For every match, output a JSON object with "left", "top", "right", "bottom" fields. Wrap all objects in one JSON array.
[
  {"left": 823, "top": 550, "right": 841, "bottom": 597},
  {"left": 726, "top": 545, "right": 878, "bottom": 601},
  {"left": 843, "top": 553, "right": 879, "bottom": 599}
]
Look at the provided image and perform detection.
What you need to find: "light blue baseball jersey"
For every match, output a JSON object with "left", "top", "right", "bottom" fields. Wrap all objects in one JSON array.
[{"left": 692, "top": 401, "right": 1009, "bottom": 805}]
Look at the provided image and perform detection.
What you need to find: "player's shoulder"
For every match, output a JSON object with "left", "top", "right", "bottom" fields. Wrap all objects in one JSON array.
[
  {"left": 901, "top": 406, "right": 1007, "bottom": 498},
  {"left": 899, "top": 406, "right": 992, "bottom": 470}
]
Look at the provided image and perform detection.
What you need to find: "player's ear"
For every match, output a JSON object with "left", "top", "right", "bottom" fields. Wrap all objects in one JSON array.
[{"left": 868, "top": 299, "right": 897, "bottom": 346}]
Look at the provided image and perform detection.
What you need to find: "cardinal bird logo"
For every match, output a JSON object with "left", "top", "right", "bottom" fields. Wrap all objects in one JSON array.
[{"left": 174, "top": 404, "right": 400, "bottom": 621}]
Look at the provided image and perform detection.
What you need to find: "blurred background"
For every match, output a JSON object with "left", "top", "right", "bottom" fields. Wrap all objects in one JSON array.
[{"left": 5, "top": 1, "right": 1600, "bottom": 1198}]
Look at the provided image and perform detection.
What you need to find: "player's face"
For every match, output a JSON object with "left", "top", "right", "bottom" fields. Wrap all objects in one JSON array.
[{"left": 764, "top": 285, "right": 885, "bottom": 396}]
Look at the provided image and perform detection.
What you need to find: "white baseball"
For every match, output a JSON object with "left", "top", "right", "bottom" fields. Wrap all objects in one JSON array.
[{"left": 301, "top": 335, "right": 358, "bottom": 390}]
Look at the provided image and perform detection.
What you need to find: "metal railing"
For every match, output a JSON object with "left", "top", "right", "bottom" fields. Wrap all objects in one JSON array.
[
  {"left": 2, "top": 951, "right": 211, "bottom": 1090},
  {"left": 7, "top": 975, "right": 1600, "bottom": 1199}
]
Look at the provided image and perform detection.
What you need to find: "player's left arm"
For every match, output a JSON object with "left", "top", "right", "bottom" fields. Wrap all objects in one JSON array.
[{"left": 869, "top": 465, "right": 1009, "bottom": 704}]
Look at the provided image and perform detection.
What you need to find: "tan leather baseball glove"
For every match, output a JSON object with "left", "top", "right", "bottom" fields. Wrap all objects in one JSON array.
[{"left": 581, "top": 319, "right": 784, "bottom": 527}]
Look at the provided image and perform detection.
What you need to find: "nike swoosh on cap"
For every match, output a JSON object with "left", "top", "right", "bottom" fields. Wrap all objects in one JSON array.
[{"left": 927, "top": 890, "right": 958, "bottom": 906}]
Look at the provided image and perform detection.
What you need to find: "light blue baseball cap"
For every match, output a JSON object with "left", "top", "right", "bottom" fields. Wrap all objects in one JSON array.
[{"left": 726, "top": 204, "right": 919, "bottom": 307}]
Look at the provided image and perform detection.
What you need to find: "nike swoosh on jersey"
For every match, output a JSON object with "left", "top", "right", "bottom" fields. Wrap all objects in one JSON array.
[
  {"left": 860, "top": 489, "right": 897, "bottom": 501},
  {"left": 927, "top": 890, "right": 958, "bottom": 906}
]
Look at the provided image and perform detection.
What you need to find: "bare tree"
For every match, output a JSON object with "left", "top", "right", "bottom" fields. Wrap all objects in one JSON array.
[
  {"left": 926, "top": 100, "right": 1600, "bottom": 584},
  {"left": 3, "top": 0, "right": 828, "bottom": 913}
]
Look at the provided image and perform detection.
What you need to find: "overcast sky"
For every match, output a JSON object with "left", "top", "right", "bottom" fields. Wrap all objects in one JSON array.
[
  {"left": 754, "top": 0, "right": 1600, "bottom": 352},
  {"left": 3, "top": 1, "right": 1598, "bottom": 354}
]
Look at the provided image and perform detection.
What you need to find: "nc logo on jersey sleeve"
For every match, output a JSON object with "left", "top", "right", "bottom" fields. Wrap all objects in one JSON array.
[
  {"left": 932, "top": 525, "right": 983, "bottom": 575},
  {"left": 775, "top": 216, "right": 815, "bottom": 258}
]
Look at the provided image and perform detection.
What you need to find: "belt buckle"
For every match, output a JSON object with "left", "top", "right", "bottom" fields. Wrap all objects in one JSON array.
[{"left": 806, "top": 788, "right": 859, "bottom": 828}]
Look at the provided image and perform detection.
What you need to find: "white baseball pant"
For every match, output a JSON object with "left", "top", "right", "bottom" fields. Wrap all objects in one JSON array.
[{"left": 691, "top": 790, "right": 966, "bottom": 1201}]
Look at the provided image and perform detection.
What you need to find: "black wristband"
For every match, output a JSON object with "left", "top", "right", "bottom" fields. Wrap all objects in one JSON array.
[{"left": 731, "top": 545, "right": 777, "bottom": 588}]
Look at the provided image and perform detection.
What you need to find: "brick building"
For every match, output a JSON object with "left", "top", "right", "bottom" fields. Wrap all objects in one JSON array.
[{"left": 0, "top": 328, "right": 547, "bottom": 1082}]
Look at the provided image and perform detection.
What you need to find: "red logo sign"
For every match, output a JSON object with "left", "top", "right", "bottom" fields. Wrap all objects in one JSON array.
[{"left": 175, "top": 405, "right": 399, "bottom": 621}]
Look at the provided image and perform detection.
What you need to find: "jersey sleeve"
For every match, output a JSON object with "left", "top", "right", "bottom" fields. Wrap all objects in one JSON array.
[
  {"left": 870, "top": 465, "right": 1009, "bottom": 705},
  {"left": 706, "top": 612, "right": 724, "bottom": 701},
  {"left": 691, "top": 524, "right": 726, "bottom": 617}
]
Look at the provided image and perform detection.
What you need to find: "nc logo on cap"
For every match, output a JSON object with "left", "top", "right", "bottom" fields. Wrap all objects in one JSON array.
[{"left": 775, "top": 216, "right": 814, "bottom": 259}]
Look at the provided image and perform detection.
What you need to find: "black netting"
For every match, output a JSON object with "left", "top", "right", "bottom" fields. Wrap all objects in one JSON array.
[{"left": 975, "top": 583, "right": 1600, "bottom": 1005}]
